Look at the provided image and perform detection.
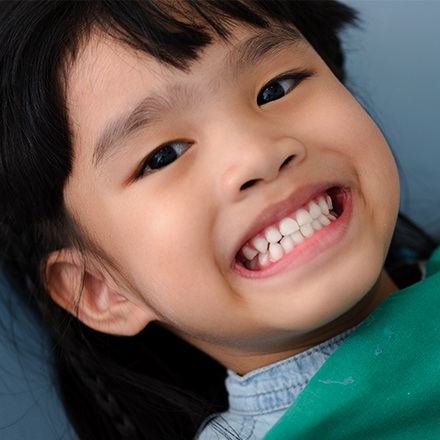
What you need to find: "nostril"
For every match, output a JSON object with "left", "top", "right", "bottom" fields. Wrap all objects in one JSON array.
[
  {"left": 239, "top": 155, "right": 295, "bottom": 191},
  {"left": 280, "top": 155, "right": 294, "bottom": 170},
  {"left": 240, "top": 179, "right": 258, "bottom": 191},
  {"left": 238, "top": 155, "right": 296, "bottom": 192}
]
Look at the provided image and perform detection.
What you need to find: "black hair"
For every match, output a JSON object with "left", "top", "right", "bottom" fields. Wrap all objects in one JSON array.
[{"left": 0, "top": 1, "right": 359, "bottom": 439}]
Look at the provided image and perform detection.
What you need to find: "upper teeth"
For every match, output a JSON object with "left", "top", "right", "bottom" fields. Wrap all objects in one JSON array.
[{"left": 240, "top": 193, "right": 337, "bottom": 269}]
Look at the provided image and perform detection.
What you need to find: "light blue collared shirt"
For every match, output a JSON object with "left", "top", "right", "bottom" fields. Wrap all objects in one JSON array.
[{"left": 196, "top": 328, "right": 355, "bottom": 439}]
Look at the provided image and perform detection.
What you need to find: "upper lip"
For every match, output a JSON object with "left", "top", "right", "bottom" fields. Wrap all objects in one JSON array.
[{"left": 231, "top": 183, "right": 344, "bottom": 264}]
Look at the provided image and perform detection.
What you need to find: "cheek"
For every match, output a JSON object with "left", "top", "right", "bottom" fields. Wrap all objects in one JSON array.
[
  {"left": 95, "top": 194, "right": 218, "bottom": 304},
  {"left": 66, "top": 154, "right": 228, "bottom": 321},
  {"left": 341, "top": 106, "right": 400, "bottom": 227},
  {"left": 294, "top": 79, "right": 400, "bottom": 255},
  {"left": 302, "top": 80, "right": 399, "bottom": 201}
]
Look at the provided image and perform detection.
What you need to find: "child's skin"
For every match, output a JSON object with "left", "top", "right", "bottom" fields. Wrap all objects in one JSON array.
[{"left": 48, "top": 24, "right": 399, "bottom": 375}]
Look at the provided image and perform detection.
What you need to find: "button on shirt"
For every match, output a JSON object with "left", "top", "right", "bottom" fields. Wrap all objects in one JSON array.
[{"left": 196, "top": 328, "right": 355, "bottom": 440}]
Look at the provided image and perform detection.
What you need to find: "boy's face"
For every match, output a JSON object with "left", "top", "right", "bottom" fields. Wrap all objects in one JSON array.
[{"left": 63, "top": 25, "right": 399, "bottom": 373}]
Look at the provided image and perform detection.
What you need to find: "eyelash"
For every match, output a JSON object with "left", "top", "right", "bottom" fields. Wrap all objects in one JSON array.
[
  {"left": 137, "top": 141, "right": 192, "bottom": 177},
  {"left": 137, "top": 70, "right": 312, "bottom": 177},
  {"left": 257, "top": 70, "right": 312, "bottom": 106}
]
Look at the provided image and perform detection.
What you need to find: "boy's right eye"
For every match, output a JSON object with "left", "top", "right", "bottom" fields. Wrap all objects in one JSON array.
[{"left": 138, "top": 141, "right": 191, "bottom": 177}]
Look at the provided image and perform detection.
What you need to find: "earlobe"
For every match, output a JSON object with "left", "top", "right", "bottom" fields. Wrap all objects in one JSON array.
[{"left": 45, "top": 249, "right": 153, "bottom": 336}]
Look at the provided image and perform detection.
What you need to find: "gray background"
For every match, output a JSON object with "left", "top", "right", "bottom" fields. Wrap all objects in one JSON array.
[{"left": 343, "top": 0, "right": 440, "bottom": 240}]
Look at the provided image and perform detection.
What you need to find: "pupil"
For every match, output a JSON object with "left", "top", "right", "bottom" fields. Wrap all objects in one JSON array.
[
  {"left": 150, "top": 145, "right": 177, "bottom": 169},
  {"left": 260, "top": 83, "right": 284, "bottom": 104}
]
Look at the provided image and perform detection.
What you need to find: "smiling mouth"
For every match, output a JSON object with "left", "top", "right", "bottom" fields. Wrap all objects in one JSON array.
[{"left": 236, "top": 187, "right": 345, "bottom": 271}]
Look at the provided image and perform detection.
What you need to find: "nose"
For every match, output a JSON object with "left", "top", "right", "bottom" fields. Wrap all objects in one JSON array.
[{"left": 218, "top": 129, "right": 306, "bottom": 201}]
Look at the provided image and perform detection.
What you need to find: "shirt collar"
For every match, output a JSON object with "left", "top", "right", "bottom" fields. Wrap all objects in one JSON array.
[{"left": 225, "top": 328, "right": 356, "bottom": 415}]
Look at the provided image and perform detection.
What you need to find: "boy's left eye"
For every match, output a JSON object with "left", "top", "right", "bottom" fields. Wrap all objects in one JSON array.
[{"left": 257, "top": 72, "right": 310, "bottom": 106}]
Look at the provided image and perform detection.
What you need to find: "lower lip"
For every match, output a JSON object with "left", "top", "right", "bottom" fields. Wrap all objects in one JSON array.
[{"left": 233, "top": 189, "right": 352, "bottom": 279}]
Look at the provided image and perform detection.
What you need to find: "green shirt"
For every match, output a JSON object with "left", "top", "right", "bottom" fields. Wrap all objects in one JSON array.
[{"left": 264, "top": 248, "right": 440, "bottom": 439}]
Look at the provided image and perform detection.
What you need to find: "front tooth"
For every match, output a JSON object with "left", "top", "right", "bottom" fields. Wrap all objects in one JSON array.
[
  {"left": 265, "top": 226, "right": 282, "bottom": 243},
  {"left": 279, "top": 217, "right": 299, "bottom": 235},
  {"left": 258, "top": 252, "right": 270, "bottom": 267},
  {"left": 291, "top": 230, "right": 305, "bottom": 245},
  {"left": 319, "top": 214, "right": 331, "bottom": 226},
  {"left": 308, "top": 200, "right": 322, "bottom": 219},
  {"left": 300, "top": 223, "right": 314, "bottom": 238},
  {"left": 280, "top": 235, "right": 294, "bottom": 253},
  {"left": 252, "top": 237, "right": 268, "bottom": 253},
  {"left": 242, "top": 245, "right": 258, "bottom": 261},
  {"left": 269, "top": 243, "right": 284, "bottom": 262},
  {"left": 318, "top": 197, "right": 330, "bottom": 215},
  {"left": 312, "top": 219, "right": 323, "bottom": 231},
  {"left": 296, "top": 209, "right": 313, "bottom": 226}
]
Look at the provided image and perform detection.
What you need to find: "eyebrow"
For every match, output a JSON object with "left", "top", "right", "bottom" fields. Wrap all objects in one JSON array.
[
  {"left": 92, "top": 27, "right": 304, "bottom": 168},
  {"left": 227, "top": 26, "right": 303, "bottom": 74},
  {"left": 93, "top": 94, "right": 171, "bottom": 166}
]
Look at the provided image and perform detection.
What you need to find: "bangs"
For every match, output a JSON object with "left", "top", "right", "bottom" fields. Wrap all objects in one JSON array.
[
  {"left": 70, "top": 1, "right": 355, "bottom": 76},
  {"left": 76, "top": 0, "right": 281, "bottom": 69}
]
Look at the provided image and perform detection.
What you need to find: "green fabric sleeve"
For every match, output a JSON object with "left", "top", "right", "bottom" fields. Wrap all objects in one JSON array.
[{"left": 264, "top": 248, "right": 440, "bottom": 439}]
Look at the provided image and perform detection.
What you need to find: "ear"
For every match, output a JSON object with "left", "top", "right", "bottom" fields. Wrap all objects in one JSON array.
[{"left": 45, "top": 248, "right": 154, "bottom": 336}]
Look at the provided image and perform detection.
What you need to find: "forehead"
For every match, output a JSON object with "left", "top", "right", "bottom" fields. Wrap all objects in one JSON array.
[{"left": 65, "top": 25, "right": 307, "bottom": 165}]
